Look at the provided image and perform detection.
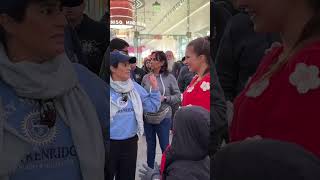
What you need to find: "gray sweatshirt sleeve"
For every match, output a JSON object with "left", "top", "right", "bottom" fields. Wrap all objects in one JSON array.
[{"left": 166, "top": 74, "right": 181, "bottom": 105}]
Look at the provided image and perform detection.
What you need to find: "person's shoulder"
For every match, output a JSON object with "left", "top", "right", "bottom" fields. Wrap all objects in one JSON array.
[
  {"left": 142, "top": 73, "right": 152, "bottom": 80},
  {"left": 83, "top": 14, "right": 107, "bottom": 32},
  {"left": 133, "top": 81, "right": 146, "bottom": 92},
  {"left": 74, "top": 63, "right": 107, "bottom": 89},
  {"left": 74, "top": 63, "right": 94, "bottom": 77},
  {"left": 180, "top": 65, "right": 189, "bottom": 71},
  {"left": 165, "top": 73, "right": 176, "bottom": 80}
]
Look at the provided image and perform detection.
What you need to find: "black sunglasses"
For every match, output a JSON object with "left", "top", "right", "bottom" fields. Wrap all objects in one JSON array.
[
  {"left": 39, "top": 99, "right": 56, "bottom": 128},
  {"left": 121, "top": 93, "right": 128, "bottom": 102},
  {"left": 120, "top": 50, "right": 129, "bottom": 55}
]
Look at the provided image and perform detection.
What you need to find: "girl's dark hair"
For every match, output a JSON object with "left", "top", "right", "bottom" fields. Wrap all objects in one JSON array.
[
  {"left": 152, "top": 51, "right": 169, "bottom": 75},
  {"left": 187, "top": 37, "right": 211, "bottom": 75}
]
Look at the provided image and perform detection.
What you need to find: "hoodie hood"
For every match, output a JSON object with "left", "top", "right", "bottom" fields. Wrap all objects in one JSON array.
[
  {"left": 213, "top": 139, "right": 320, "bottom": 180},
  {"left": 169, "top": 106, "right": 210, "bottom": 161}
]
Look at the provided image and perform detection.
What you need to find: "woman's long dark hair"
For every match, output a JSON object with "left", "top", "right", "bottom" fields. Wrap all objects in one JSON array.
[{"left": 152, "top": 51, "right": 169, "bottom": 75}]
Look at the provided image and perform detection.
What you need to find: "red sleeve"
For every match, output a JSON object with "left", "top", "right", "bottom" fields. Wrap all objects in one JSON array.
[{"left": 160, "top": 145, "right": 171, "bottom": 179}]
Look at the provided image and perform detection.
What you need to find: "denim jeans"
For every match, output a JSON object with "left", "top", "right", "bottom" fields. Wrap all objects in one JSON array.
[{"left": 144, "top": 118, "right": 171, "bottom": 168}]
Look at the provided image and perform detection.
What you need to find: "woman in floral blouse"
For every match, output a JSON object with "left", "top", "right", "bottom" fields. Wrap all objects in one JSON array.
[{"left": 181, "top": 37, "right": 211, "bottom": 111}]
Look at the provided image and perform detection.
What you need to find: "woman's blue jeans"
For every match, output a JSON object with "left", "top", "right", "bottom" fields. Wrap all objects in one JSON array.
[{"left": 144, "top": 118, "right": 171, "bottom": 168}]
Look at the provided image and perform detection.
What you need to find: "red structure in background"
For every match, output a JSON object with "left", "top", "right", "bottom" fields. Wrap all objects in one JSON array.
[
  {"left": 128, "top": 46, "right": 146, "bottom": 54},
  {"left": 110, "top": 0, "right": 134, "bottom": 27}
]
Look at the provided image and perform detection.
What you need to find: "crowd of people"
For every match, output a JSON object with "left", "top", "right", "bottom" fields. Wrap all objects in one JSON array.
[
  {"left": 106, "top": 36, "right": 212, "bottom": 180},
  {"left": 1, "top": 0, "right": 320, "bottom": 179},
  {"left": 0, "top": 0, "right": 212, "bottom": 179}
]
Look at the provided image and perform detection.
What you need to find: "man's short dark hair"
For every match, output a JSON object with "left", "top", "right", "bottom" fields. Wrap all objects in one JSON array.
[
  {"left": 110, "top": 38, "right": 129, "bottom": 51},
  {"left": 0, "top": 0, "right": 62, "bottom": 43}
]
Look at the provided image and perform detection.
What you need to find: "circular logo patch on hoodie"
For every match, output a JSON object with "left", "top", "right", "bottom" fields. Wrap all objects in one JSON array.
[
  {"left": 116, "top": 96, "right": 128, "bottom": 108},
  {"left": 22, "top": 111, "right": 57, "bottom": 145}
]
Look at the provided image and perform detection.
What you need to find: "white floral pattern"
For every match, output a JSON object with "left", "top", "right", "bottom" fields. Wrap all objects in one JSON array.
[
  {"left": 289, "top": 63, "right": 320, "bottom": 94},
  {"left": 246, "top": 79, "right": 270, "bottom": 98},
  {"left": 200, "top": 82, "right": 210, "bottom": 92},
  {"left": 186, "top": 86, "right": 194, "bottom": 93}
]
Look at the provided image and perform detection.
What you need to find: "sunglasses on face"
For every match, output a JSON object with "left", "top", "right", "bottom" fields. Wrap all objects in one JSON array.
[
  {"left": 151, "top": 57, "right": 160, "bottom": 62},
  {"left": 120, "top": 50, "right": 129, "bottom": 55},
  {"left": 121, "top": 93, "right": 128, "bottom": 102}
]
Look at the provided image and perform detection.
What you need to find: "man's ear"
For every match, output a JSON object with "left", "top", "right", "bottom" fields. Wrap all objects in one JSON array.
[{"left": 110, "top": 66, "right": 116, "bottom": 73}]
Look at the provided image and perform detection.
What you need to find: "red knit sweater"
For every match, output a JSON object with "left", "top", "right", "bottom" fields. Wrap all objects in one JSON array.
[
  {"left": 181, "top": 73, "right": 210, "bottom": 111},
  {"left": 230, "top": 41, "right": 320, "bottom": 157}
]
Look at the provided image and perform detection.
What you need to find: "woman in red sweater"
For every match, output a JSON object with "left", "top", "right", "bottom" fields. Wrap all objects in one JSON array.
[
  {"left": 230, "top": 0, "right": 320, "bottom": 157},
  {"left": 182, "top": 37, "right": 211, "bottom": 111}
]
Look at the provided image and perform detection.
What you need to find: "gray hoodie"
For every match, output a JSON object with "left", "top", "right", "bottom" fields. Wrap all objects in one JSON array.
[
  {"left": 163, "top": 106, "right": 210, "bottom": 180},
  {"left": 142, "top": 73, "right": 181, "bottom": 119}
]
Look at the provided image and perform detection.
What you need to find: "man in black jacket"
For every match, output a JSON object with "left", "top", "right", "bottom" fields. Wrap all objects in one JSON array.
[
  {"left": 63, "top": 0, "right": 108, "bottom": 75},
  {"left": 177, "top": 57, "right": 195, "bottom": 92},
  {"left": 212, "top": 0, "right": 234, "bottom": 60},
  {"left": 215, "top": 12, "right": 279, "bottom": 102},
  {"left": 209, "top": 61, "right": 227, "bottom": 157},
  {"left": 130, "top": 62, "right": 146, "bottom": 85},
  {"left": 99, "top": 38, "right": 130, "bottom": 82}
]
